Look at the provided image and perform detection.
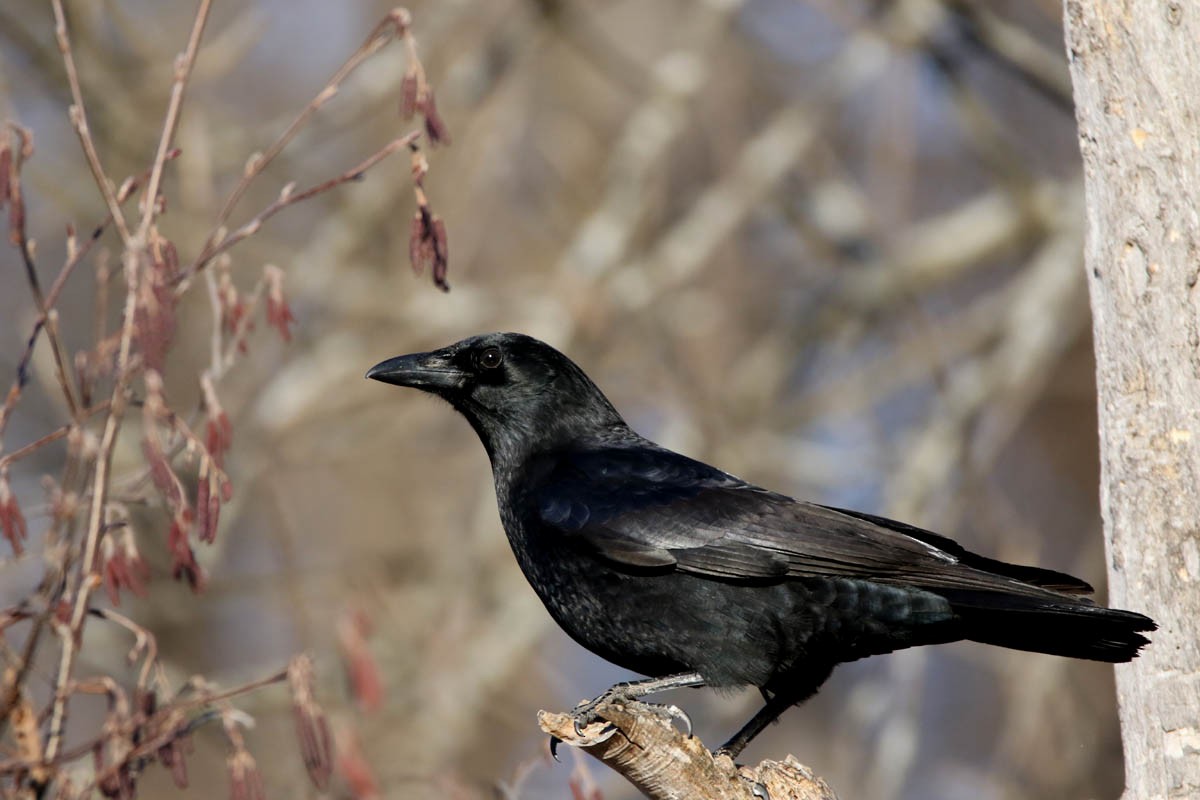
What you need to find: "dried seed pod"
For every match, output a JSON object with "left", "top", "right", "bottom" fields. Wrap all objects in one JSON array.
[
  {"left": 419, "top": 87, "right": 451, "bottom": 146},
  {"left": 227, "top": 750, "right": 266, "bottom": 800},
  {"left": 0, "top": 467, "right": 28, "bottom": 555},
  {"left": 263, "top": 265, "right": 296, "bottom": 343},
  {"left": 288, "top": 655, "right": 333, "bottom": 790},
  {"left": 431, "top": 215, "right": 449, "bottom": 291},
  {"left": 337, "top": 609, "right": 384, "bottom": 713},
  {"left": 399, "top": 70, "right": 420, "bottom": 120}
]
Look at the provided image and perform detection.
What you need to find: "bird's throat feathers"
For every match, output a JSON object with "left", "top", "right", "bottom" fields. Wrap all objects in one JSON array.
[{"left": 457, "top": 387, "right": 624, "bottom": 468}]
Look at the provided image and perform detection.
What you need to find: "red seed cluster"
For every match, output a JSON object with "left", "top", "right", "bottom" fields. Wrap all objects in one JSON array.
[
  {"left": 0, "top": 467, "right": 28, "bottom": 555},
  {"left": 100, "top": 529, "right": 150, "bottom": 606},
  {"left": 227, "top": 749, "right": 266, "bottom": 800},
  {"left": 288, "top": 655, "right": 334, "bottom": 791},
  {"left": 133, "top": 235, "right": 181, "bottom": 373},
  {"left": 337, "top": 609, "right": 384, "bottom": 714},
  {"left": 408, "top": 206, "right": 449, "bottom": 292},
  {"left": 263, "top": 265, "right": 296, "bottom": 343},
  {"left": 399, "top": 72, "right": 450, "bottom": 146}
]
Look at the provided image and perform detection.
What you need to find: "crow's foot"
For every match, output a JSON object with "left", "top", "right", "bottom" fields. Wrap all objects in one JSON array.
[{"left": 569, "top": 693, "right": 693, "bottom": 739}]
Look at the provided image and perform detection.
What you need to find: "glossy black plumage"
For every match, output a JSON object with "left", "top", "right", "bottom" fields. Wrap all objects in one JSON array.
[{"left": 367, "top": 332, "right": 1155, "bottom": 757}]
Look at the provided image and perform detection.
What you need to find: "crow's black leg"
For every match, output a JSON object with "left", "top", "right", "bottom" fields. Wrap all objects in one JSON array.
[
  {"left": 715, "top": 694, "right": 793, "bottom": 760},
  {"left": 718, "top": 663, "right": 832, "bottom": 760}
]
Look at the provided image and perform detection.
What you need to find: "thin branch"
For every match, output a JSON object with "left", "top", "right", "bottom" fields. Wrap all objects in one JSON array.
[
  {"left": 51, "top": 0, "right": 133, "bottom": 245},
  {"left": 135, "top": 0, "right": 212, "bottom": 242},
  {"left": 89, "top": 607, "right": 160, "bottom": 691},
  {"left": 43, "top": 248, "right": 141, "bottom": 766},
  {"left": 3, "top": 124, "right": 80, "bottom": 419},
  {"left": 0, "top": 402, "right": 110, "bottom": 470},
  {"left": 185, "top": 9, "right": 414, "bottom": 279},
  {"left": 175, "top": 133, "right": 418, "bottom": 293}
]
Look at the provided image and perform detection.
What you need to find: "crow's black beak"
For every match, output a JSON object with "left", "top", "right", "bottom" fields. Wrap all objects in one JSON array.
[{"left": 365, "top": 351, "right": 466, "bottom": 391}]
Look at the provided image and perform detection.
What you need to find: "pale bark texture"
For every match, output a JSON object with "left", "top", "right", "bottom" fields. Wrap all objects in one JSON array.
[
  {"left": 1063, "top": 2, "right": 1200, "bottom": 798},
  {"left": 539, "top": 700, "right": 837, "bottom": 800}
]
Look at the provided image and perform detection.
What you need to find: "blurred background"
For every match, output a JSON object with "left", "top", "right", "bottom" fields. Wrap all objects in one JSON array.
[{"left": 0, "top": 1, "right": 1121, "bottom": 798}]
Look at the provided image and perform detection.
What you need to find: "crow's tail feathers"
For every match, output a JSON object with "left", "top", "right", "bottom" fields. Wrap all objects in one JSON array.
[{"left": 949, "top": 591, "right": 1155, "bottom": 663}]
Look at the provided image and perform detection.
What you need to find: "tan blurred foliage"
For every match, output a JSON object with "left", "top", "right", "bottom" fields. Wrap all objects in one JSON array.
[{"left": 0, "top": 1, "right": 1124, "bottom": 798}]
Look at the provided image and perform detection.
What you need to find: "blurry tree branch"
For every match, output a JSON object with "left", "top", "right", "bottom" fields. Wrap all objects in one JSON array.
[
  {"left": 944, "top": 0, "right": 1073, "bottom": 108},
  {"left": 887, "top": 193, "right": 1085, "bottom": 519},
  {"left": 540, "top": 700, "right": 837, "bottom": 800}
]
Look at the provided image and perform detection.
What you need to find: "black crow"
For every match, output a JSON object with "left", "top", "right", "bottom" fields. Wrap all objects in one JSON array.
[{"left": 367, "top": 332, "right": 1154, "bottom": 758}]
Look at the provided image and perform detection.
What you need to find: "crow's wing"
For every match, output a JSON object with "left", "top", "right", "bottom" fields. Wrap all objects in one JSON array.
[{"left": 531, "top": 446, "right": 1092, "bottom": 597}]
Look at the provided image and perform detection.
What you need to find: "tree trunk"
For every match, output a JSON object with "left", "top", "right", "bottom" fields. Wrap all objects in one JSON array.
[{"left": 1063, "top": 2, "right": 1200, "bottom": 798}]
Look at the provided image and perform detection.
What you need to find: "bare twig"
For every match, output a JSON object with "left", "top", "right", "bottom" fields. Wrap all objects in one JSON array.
[
  {"left": 0, "top": 402, "right": 110, "bottom": 471},
  {"left": 0, "top": 666, "right": 290, "bottom": 781},
  {"left": 51, "top": 0, "right": 133, "bottom": 245},
  {"left": 91, "top": 604, "right": 161, "bottom": 691},
  {"left": 0, "top": 104, "right": 182, "bottom": 458},
  {"left": 42, "top": 252, "right": 141, "bottom": 764},
  {"left": 177, "top": 133, "right": 417, "bottom": 293},
  {"left": 185, "top": 9, "right": 415, "bottom": 282},
  {"left": 3, "top": 124, "right": 80, "bottom": 420},
  {"left": 135, "top": 0, "right": 212, "bottom": 241}
]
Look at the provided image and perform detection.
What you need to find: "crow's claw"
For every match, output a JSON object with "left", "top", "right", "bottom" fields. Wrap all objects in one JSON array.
[
  {"left": 569, "top": 691, "right": 613, "bottom": 737},
  {"left": 657, "top": 702, "right": 693, "bottom": 738},
  {"left": 549, "top": 720, "right": 618, "bottom": 761}
]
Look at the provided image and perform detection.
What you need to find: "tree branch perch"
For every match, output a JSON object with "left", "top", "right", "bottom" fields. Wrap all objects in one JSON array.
[{"left": 538, "top": 700, "right": 837, "bottom": 800}]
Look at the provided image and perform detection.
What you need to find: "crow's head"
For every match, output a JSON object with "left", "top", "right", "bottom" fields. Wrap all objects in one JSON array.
[{"left": 367, "top": 333, "right": 625, "bottom": 461}]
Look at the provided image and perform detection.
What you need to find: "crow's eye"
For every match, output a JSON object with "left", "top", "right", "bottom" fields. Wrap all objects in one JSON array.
[{"left": 477, "top": 346, "right": 503, "bottom": 370}]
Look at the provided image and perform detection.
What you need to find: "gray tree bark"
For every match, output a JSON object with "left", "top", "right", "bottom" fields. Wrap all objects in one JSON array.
[{"left": 1063, "top": 2, "right": 1200, "bottom": 798}]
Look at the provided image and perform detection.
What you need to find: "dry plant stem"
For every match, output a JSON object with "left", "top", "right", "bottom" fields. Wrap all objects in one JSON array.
[
  {"left": 0, "top": 47, "right": 184, "bottom": 443},
  {"left": 2, "top": 8, "right": 434, "bottom": 795},
  {"left": 0, "top": 667, "right": 291, "bottom": 786},
  {"left": 208, "top": 269, "right": 264, "bottom": 378},
  {"left": 4, "top": 126, "right": 80, "bottom": 420},
  {"left": 186, "top": 9, "right": 413, "bottom": 282},
  {"left": 180, "top": 133, "right": 418, "bottom": 295},
  {"left": 43, "top": 252, "right": 142, "bottom": 766},
  {"left": 40, "top": 0, "right": 218, "bottom": 766},
  {"left": 135, "top": 0, "right": 212, "bottom": 241},
  {"left": 51, "top": 0, "right": 132, "bottom": 245},
  {"left": 90, "top": 607, "right": 160, "bottom": 691},
  {"left": 0, "top": 614, "right": 52, "bottom": 753},
  {"left": 0, "top": 403, "right": 110, "bottom": 471},
  {"left": 25, "top": 155, "right": 181, "bottom": 388},
  {"left": 0, "top": 125, "right": 178, "bottom": 452},
  {"left": 204, "top": 268, "right": 225, "bottom": 373},
  {"left": 0, "top": 143, "right": 130, "bottom": 749},
  {"left": 539, "top": 701, "right": 838, "bottom": 800}
]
